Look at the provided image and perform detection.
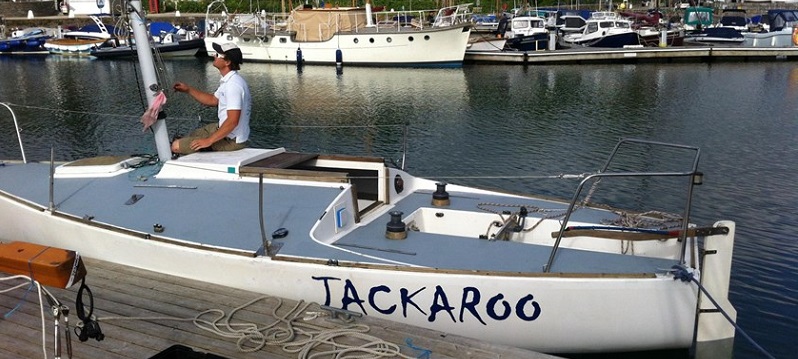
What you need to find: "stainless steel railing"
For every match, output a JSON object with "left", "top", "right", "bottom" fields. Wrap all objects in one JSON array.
[{"left": 544, "top": 138, "right": 701, "bottom": 272}]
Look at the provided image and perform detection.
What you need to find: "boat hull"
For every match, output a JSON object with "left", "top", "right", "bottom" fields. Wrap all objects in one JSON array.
[
  {"left": 90, "top": 38, "right": 206, "bottom": 59},
  {"left": 743, "top": 29, "right": 796, "bottom": 47},
  {"left": 0, "top": 194, "right": 699, "bottom": 353},
  {"left": 203, "top": 24, "right": 471, "bottom": 67},
  {"left": 0, "top": 171, "right": 728, "bottom": 354},
  {"left": 566, "top": 32, "right": 642, "bottom": 48},
  {"left": 44, "top": 38, "right": 107, "bottom": 56},
  {"left": 506, "top": 33, "right": 550, "bottom": 51}
]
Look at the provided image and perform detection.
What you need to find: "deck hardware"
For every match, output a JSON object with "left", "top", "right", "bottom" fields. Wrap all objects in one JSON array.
[
  {"left": 82, "top": 215, "right": 94, "bottom": 221},
  {"left": 133, "top": 184, "right": 197, "bottom": 189},
  {"left": 432, "top": 182, "right": 450, "bottom": 207},
  {"left": 320, "top": 305, "right": 362, "bottom": 323},
  {"left": 61, "top": 305, "right": 73, "bottom": 358},
  {"left": 394, "top": 174, "right": 404, "bottom": 193},
  {"left": 699, "top": 308, "right": 721, "bottom": 313},
  {"left": 153, "top": 224, "right": 164, "bottom": 233},
  {"left": 125, "top": 194, "right": 144, "bottom": 205},
  {"left": 435, "top": 212, "right": 444, "bottom": 218},
  {"left": 693, "top": 171, "right": 703, "bottom": 185},
  {"left": 335, "top": 243, "right": 416, "bottom": 255},
  {"left": 326, "top": 259, "right": 339, "bottom": 266},
  {"left": 385, "top": 211, "right": 407, "bottom": 240},
  {"left": 704, "top": 249, "right": 717, "bottom": 255},
  {"left": 272, "top": 227, "right": 288, "bottom": 239}
]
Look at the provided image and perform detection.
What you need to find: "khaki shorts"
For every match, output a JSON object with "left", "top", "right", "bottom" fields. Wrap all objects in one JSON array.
[{"left": 175, "top": 123, "right": 247, "bottom": 154}]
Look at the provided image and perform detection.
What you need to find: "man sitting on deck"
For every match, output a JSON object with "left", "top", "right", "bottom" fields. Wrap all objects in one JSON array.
[{"left": 171, "top": 42, "right": 251, "bottom": 155}]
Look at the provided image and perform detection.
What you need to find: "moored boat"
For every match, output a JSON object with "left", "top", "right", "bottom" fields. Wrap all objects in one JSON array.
[
  {"left": 44, "top": 16, "right": 115, "bottom": 56},
  {"left": 682, "top": 7, "right": 745, "bottom": 46},
  {"left": 91, "top": 21, "right": 206, "bottom": 59},
  {"left": 202, "top": 1, "right": 472, "bottom": 67},
  {"left": 90, "top": 38, "right": 206, "bottom": 59},
  {"left": 504, "top": 14, "right": 551, "bottom": 51},
  {"left": 0, "top": 28, "right": 54, "bottom": 55},
  {"left": 742, "top": 9, "right": 798, "bottom": 47},
  {"left": 0, "top": 1, "right": 739, "bottom": 357},
  {"left": 562, "top": 11, "right": 641, "bottom": 48}
]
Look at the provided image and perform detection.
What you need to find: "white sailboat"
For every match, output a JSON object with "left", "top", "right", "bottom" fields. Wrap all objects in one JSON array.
[{"left": 0, "top": 1, "right": 738, "bottom": 356}]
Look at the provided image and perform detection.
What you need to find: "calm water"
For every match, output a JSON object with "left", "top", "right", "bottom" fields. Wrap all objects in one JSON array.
[{"left": 1, "top": 56, "right": 797, "bottom": 358}]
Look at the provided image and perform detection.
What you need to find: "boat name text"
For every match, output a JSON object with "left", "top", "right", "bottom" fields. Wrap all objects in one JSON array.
[{"left": 313, "top": 276, "right": 541, "bottom": 324}]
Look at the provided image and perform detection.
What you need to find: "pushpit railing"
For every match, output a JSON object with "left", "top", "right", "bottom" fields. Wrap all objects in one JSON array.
[{"left": 544, "top": 138, "right": 701, "bottom": 273}]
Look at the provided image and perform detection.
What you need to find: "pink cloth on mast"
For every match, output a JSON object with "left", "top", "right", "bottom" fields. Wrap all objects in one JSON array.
[{"left": 140, "top": 91, "right": 167, "bottom": 131}]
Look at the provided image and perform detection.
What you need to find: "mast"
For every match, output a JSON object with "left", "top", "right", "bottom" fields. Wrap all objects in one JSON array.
[{"left": 128, "top": 0, "right": 172, "bottom": 162}]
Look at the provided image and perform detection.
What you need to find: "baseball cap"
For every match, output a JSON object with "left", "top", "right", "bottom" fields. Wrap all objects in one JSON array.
[{"left": 212, "top": 42, "right": 243, "bottom": 65}]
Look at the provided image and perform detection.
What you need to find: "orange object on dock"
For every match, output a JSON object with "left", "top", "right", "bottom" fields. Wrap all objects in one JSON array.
[{"left": 0, "top": 241, "right": 87, "bottom": 288}]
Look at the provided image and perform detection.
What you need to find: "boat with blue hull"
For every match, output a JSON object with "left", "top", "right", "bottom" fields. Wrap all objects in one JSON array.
[
  {"left": 0, "top": 28, "right": 53, "bottom": 55},
  {"left": 504, "top": 14, "right": 551, "bottom": 51},
  {"left": 0, "top": 1, "right": 739, "bottom": 356},
  {"left": 561, "top": 12, "right": 641, "bottom": 48}
]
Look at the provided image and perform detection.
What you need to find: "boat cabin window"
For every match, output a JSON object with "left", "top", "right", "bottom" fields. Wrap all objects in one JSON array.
[
  {"left": 586, "top": 22, "right": 599, "bottom": 33},
  {"left": 599, "top": 21, "right": 614, "bottom": 29}
]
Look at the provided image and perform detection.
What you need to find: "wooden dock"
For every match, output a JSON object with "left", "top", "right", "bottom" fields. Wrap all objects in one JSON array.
[
  {"left": 0, "top": 258, "right": 558, "bottom": 359},
  {"left": 465, "top": 46, "right": 798, "bottom": 65}
]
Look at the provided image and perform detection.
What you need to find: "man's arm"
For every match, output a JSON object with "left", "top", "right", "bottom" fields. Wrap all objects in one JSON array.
[{"left": 173, "top": 82, "right": 219, "bottom": 107}]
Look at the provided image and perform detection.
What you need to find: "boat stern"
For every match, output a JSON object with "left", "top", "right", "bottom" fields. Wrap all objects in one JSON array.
[{"left": 695, "top": 220, "right": 736, "bottom": 357}]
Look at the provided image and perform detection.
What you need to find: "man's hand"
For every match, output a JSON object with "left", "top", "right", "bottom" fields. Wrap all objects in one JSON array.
[
  {"left": 173, "top": 82, "right": 190, "bottom": 93},
  {"left": 190, "top": 138, "right": 213, "bottom": 151}
]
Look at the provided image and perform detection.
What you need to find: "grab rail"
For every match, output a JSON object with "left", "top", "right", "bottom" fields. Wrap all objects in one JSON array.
[
  {"left": 1, "top": 102, "right": 27, "bottom": 163},
  {"left": 544, "top": 138, "right": 701, "bottom": 273}
]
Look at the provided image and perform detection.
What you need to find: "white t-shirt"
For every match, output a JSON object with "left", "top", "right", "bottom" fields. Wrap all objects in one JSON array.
[{"left": 214, "top": 71, "right": 251, "bottom": 143}]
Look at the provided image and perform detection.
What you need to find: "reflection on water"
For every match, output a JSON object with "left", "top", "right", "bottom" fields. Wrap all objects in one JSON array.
[{"left": 1, "top": 57, "right": 797, "bottom": 359}]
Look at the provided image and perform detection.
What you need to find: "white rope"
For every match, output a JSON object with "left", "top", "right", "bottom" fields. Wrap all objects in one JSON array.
[
  {"left": 1, "top": 275, "right": 61, "bottom": 359},
  {"left": 97, "top": 295, "right": 418, "bottom": 358}
]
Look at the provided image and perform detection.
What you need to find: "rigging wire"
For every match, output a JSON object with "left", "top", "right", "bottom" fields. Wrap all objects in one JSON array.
[{"left": 671, "top": 265, "right": 776, "bottom": 359}]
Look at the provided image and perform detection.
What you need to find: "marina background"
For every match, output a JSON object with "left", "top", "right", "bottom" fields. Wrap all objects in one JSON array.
[{"left": 0, "top": 56, "right": 796, "bottom": 358}]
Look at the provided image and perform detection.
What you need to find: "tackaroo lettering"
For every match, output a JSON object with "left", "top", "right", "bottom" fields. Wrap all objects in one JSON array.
[{"left": 313, "top": 276, "right": 542, "bottom": 324}]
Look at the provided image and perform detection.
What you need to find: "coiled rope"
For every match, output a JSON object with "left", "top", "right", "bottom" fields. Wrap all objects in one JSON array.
[
  {"left": 670, "top": 265, "right": 776, "bottom": 359},
  {"left": 98, "top": 295, "right": 422, "bottom": 359}
]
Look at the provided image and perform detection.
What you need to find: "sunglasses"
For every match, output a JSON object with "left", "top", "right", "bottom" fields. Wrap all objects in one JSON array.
[{"left": 215, "top": 53, "right": 225, "bottom": 59}]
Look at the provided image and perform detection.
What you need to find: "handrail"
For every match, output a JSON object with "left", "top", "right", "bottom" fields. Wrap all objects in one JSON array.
[
  {"left": 1, "top": 102, "right": 27, "bottom": 163},
  {"left": 544, "top": 138, "right": 701, "bottom": 273}
]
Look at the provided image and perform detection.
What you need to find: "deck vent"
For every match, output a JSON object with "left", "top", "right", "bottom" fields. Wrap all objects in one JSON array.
[
  {"left": 432, "top": 182, "right": 450, "bottom": 207},
  {"left": 385, "top": 211, "right": 407, "bottom": 240}
]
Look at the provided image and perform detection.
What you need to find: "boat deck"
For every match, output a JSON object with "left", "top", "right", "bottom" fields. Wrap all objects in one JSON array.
[
  {"left": 0, "top": 257, "right": 556, "bottom": 359},
  {"left": 0, "top": 154, "right": 678, "bottom": 276}
]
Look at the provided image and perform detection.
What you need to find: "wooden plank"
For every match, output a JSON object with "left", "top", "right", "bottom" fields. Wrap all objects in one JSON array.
[
  {"left": 0, "top": 258, "right": 558, "bottom": 359},
  {"left": 240, "top": 168, "right": 350, "bottom": 182},
  {"left": 240, "top": 152, "right": 318, "bottom": 172}
]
